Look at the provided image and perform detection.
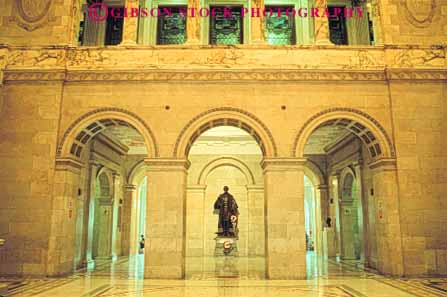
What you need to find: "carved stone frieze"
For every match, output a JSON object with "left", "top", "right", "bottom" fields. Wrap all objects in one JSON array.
[
  {"left": 7, "top": 49, "right": 66, "bottom": 69},
  {"left": 1, "top": 46, "right": 446, "bottom": 83},
  {"left": 386, "top": 48, "right": 445, "bottom": 68}
]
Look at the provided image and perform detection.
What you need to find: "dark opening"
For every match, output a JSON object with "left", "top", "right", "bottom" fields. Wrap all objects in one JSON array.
[{"left": 209, "top": 6, "right": 243, "bottom": 45}]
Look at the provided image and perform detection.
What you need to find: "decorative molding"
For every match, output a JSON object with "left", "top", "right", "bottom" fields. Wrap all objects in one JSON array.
[
  {"left": 246, "top": 185, "right": 264, "bottom": 191},
  {"left": 291, "top": 108, "right": 396, "bottom": 158},
  {"left": 173, "top": 107, "right": 278, "bottom": 158},
  {"left": 55, "top": 158, "right": 84, "bottom": 172},
  {"left": 386, "top": 69, "right": 447, "bottom": 80},
  {"left": 3, "top": 69, "right": 446, "bottom": 82},
  {"left": 261, "top": 158, "right": 307, "bottom": 171},
  {"left": 144, "top": 158, "right": 191, "bottom": 171},
  {"left": 124, "top": 184, "right": 137, "bottom": 192},
  {"left": 57, "top": 107, "right": 159, "bottom": 158},
  {"left": 3, "top": 70, "right": 66, "bottom": 81},
  {"left": 65, "top": 70, "right": 387, "bottom": 82},
  {"left": 368, "top": 158, "right": 397, "bottom": 171}
]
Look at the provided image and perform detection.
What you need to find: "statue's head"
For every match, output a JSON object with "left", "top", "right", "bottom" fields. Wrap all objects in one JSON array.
[{"left": 223, "top": 186, "right": 229, "bottom": 192}]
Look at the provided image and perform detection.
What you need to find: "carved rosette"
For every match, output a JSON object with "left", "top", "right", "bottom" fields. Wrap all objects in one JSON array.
[{"left": 14, "top": 0, "right": 53, "bottom": 31}]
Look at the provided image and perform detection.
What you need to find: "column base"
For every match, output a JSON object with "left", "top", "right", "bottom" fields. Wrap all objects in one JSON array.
[
  {"left": 315, "top": 39, "right": 332, "bottom": 45},
  {"left": 185, "top": 39, "right": 201, "bottom": 45},
  {"left": 119, "top": 40, "right": 138, "bottom": 46},
  {"left": 251, "top": 39, "right": 266, "bottom": 45}
]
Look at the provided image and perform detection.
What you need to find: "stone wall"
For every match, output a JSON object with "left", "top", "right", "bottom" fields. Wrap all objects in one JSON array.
[
  {"left": 0, "top": 82, "right": 62, "bottom": 276},
  {"left": 390, "top": 81, "right": 447, "bottom": 275},
  {"left": 0, "top": 0, "right": 76, "bottom": 46}
]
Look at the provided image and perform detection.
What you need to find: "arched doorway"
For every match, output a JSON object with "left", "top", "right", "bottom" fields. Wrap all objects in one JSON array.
[
  {"left": 184, "top": 125, "right": 265, "bottom": 279},
  {"left": 294, "top": 108, "right": 403, "bottom": 276},
  {"left": 53, "top": 109, "right": 156, "bottom": 275},
  {"left": 339, "top": 170, "right": 363, "bottom": 260},
  {"left": 92, "top": 171, "right": 114, "bottom": 259}
]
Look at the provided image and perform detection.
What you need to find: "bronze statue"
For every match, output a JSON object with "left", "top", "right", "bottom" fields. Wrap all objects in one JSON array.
[{"left": 214, "top": 186, "right": 239, "bottom": 237}]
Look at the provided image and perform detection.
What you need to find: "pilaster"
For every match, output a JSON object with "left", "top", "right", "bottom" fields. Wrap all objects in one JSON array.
[
  {"left": 121, "top": 0, "right": 139, "bottom": 45},
  {"left": 144, "top": 158, "right": 190, "bottom": 279},
  {"left": 262, "top": 158, "right": 306, "bottom": 279},
  {"left": 369, "top": 158, "right": 404, "bottom": 276},
  {"left": 314, "top": 0, "right": 331, "bottom": 44},
  {"left": 122, "top": 184, "right": 137, "bottom": 256}
]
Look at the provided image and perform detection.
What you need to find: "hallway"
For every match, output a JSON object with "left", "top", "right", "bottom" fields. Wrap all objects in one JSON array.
[{"left": 2, "top": 255, "right": 446, "bottom": 297}]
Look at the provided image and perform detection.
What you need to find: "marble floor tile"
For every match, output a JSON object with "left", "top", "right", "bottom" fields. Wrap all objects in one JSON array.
[{"left": 2, "top": 254, "right": 447, "bottom": 297}]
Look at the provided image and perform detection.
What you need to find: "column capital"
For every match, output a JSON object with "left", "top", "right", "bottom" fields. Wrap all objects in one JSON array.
[
  {"left": 124, "top": 184, "right": 137, "bottom": 192},
  {"left": 353, "top": 159, "right": 364, "bottom": 168},
  {"left": 144, "top": 158, "right": 191, "bottom": 171},
  {"left": 368, "top": 158, "right": 397, "bottom": 171},
  {"left": 261, "top": 158, "right": 306, "bottom": 171},
  {"left": 55, "top": 158, "right": 84, "bottom": 173},
  {"left": 317, "top": 184, "right": 329, "bottom": 190},
  {"left": 187, "top": 184, "right": 207, "bottom": 192},
  {"left": 246, "top": 185, "right": 264, "bottom": 192}
]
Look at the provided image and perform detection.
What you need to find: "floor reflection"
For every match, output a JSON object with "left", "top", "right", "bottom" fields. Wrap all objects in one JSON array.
[{"left": 2, "top": 252, "right": 447, "bottom": 297}]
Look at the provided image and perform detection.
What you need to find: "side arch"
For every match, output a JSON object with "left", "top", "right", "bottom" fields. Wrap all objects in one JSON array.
[
  {"left": 292, "top": 108, "right": 395, "bottom": 160},
  {"left": 197, "top": 156, "right": 256, "bottom": 185},
  {"left": 304, "top": 160, "right": 326, "bottom": 187},
  {"left": 127, "top": 159, "right": 146, "bottom": 186},
  {"left": 57, "top": 108, "right": 159, "bottom": 159},
  {"left": 173, "top": 107, "right": 277, "bottom": 158},
  {"left": 339, "top": 166, "right": 357, "bottom": 200}
]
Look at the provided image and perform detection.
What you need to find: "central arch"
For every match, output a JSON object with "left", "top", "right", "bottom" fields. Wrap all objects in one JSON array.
[
  {"left": 197, "top": 156, "right": 256, "bottom": 186},
  {"left": 173, "top": 108, "right": 277, "bottom": 158}
]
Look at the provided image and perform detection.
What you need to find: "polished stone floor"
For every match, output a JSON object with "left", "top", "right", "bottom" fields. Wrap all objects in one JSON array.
[{"left": 1, "top": 253, "right": 447, "bottom": 297}]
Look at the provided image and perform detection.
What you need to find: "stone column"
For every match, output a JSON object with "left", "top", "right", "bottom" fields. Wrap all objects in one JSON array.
[
  {"left": 47, "top": 159, "right": 83, "bottom": 276},
  {"left": 318, "top": 184, "right": 329, "bottom": 228},
  {"left": 251, "top": 0, "right": 265, "bottom": 44},
  {"left": 314, "top": 0, "right": 331, "bottom": 44},
  {"left": 186, "top": 0, "right": 201, "bottom": 44},
  {"left": 84, "top": 161, "right": 99, "bottom": 267},
  {"left": 369, "top": 159, "right": 404, "bottom": 276},
  {"left": 144, "top": 158, "right": 190, "bottom": 279},
  {"left": 121, "top": 0, "right": 139, "bottom": 45},
  {"left": 247, "top": 185, "right": 265, "bottom": 256},
  {"left": 262, "top": 158, "right": 306, "bottom": 279},
  {"left": 186, "top": 185, "right": 206, "bottom": 257},
  {"left": 122, "top": 184, "right": 136, "bottom": 256},
  {"left": 353, "top": 161, "right": 366, "bottom": 262}
]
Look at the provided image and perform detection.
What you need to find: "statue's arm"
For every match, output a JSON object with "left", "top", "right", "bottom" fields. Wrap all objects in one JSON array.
[{"left": 214, "top": 196, "right": 221, "bottom": 209}]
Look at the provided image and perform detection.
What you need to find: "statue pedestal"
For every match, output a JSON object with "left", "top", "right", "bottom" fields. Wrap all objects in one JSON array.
[{"left": 214, "top": 236, "right": 238, "bottom": 256}]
